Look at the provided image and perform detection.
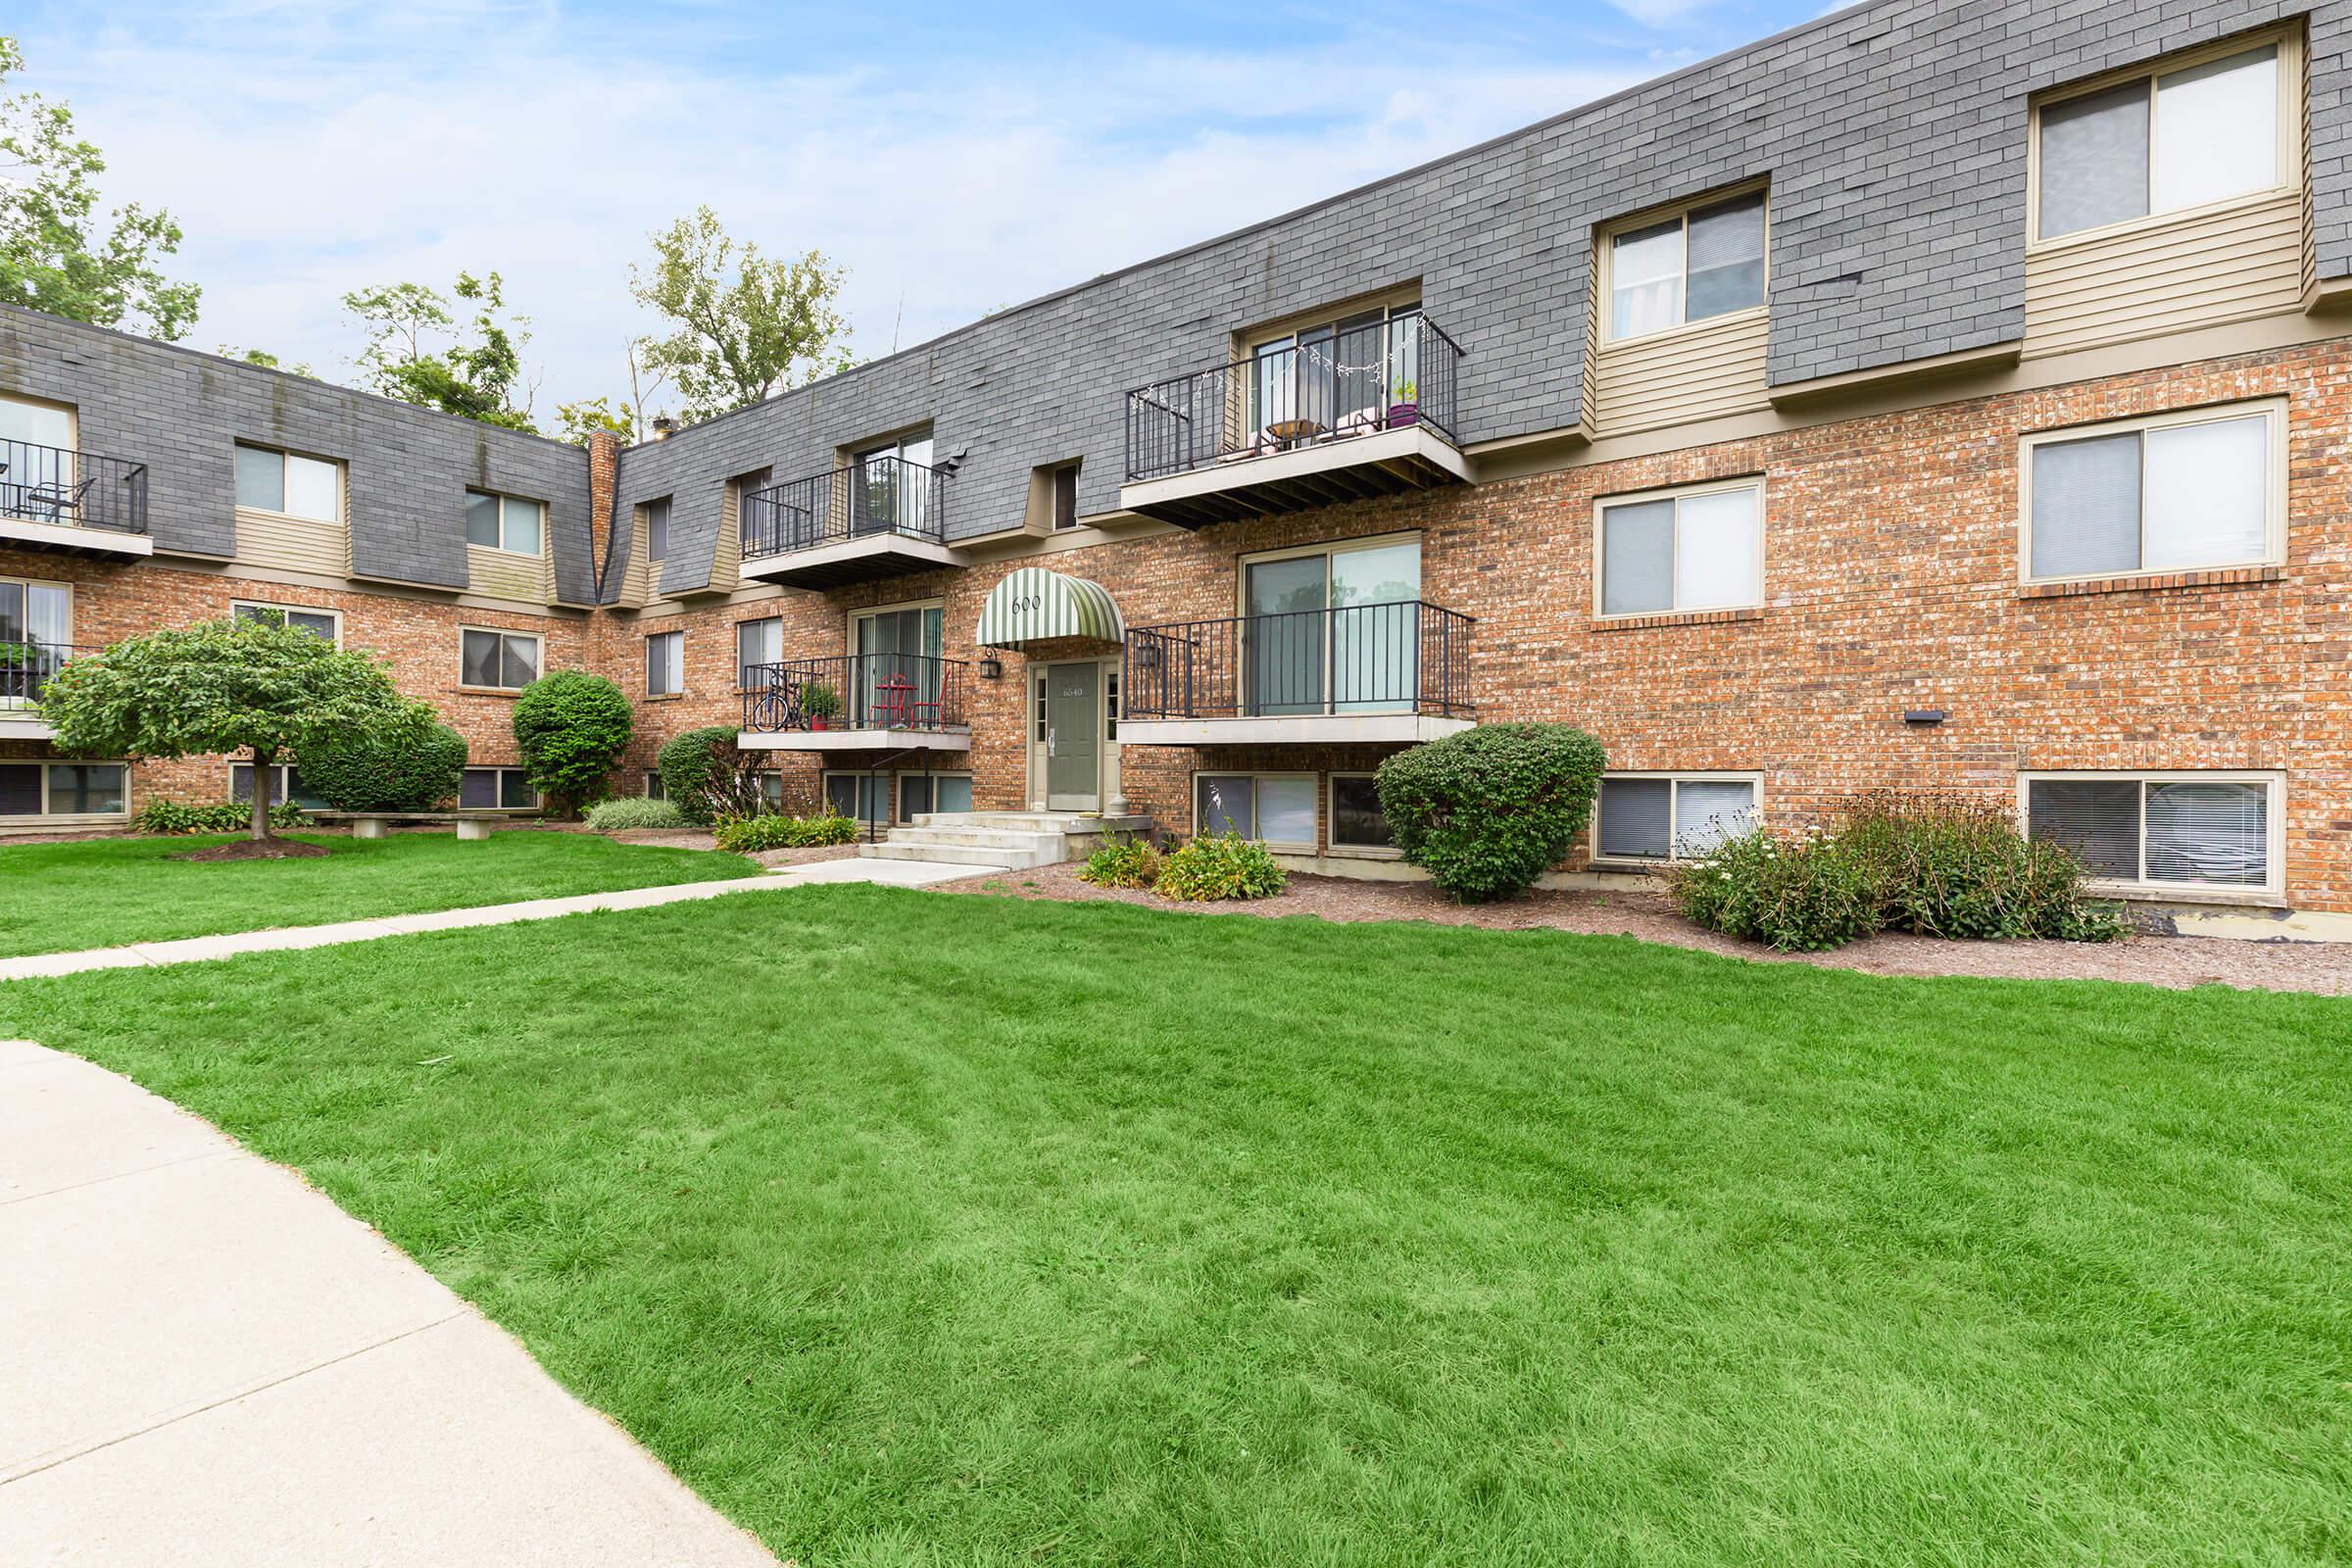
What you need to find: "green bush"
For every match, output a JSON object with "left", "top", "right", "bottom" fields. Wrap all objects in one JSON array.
[
  {"left": 136, "top": 799, "right": 307, "bottom": 836},
  {"left": 292, "top": 699, "right": 466, "bottom": 811},
  {"left": 712, "top": 810, "right": 858, "bottom": 853},
  {"left": 656, "top": 726, "right": 741, "bottom": 825},
  {"left": 583, "top": 796, "right": 689, "bottom": 832},
  {"left": 1377, "top": 723, "right": 1606, "bottom": 903},
  {"left": 1153, "top": 833, "right": 1287, "bottom": 902},
  {"left": 1078, "top": 832, "right": 1161, "bottom": 890},
  {"left": 512, "top": 670, "right": 633, "bottom": 814},
  {"left": 1672, "top": 791, "right": 2128, "bottom": 953}
]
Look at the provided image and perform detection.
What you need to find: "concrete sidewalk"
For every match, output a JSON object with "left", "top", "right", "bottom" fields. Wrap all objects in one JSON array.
[
  {"left": 0, "top": 856, "right": 977, "bottom": 983},
  {"left": 0, "top": 1039, "right": 777, "bottom": 1566}
]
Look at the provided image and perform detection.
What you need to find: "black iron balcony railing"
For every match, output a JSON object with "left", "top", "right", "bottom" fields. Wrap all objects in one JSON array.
[
  {"left": 740, "top": 652, "right": 970, "bottom": 734},
  {"left": 740, "top": 456, "right": 948, "bottom": 560},
  {"left": 0, "top": 640, "right": 86, "bottom": 707},
  {"left": 0, "top": 440, "right": 149, "bottom": 534},
  {"left": 1124, "top": 313, "right": 1464, "bottom": 483},
  {"left": 1124, "top": 601, "right": 1473, "bottom": 721}
]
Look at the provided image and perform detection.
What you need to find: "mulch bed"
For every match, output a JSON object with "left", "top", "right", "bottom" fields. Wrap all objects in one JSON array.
[
  {"left": 173, "top": 838, "right": 333, "bottom": 861},
  {"left": 934, "top": 861, "right": 2352, "bottom": 998}
]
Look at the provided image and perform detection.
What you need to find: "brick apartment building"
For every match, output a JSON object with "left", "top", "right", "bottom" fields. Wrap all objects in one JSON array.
[{"left": 5, "top": 0, "right": 2352, "bottom": 935}]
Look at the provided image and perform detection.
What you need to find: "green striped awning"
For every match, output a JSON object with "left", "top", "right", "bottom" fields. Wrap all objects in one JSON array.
[{"left": 975, "top": 566, "right": 1126, "bottom": 649}]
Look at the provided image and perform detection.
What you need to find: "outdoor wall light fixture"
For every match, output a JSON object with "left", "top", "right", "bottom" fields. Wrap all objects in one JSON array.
[
  {"left": 1903, "top": 709, "right": 1947, "bottom": 726},
  {"left": 978, "top": 656, "right": 1004, "bottom": 680}
]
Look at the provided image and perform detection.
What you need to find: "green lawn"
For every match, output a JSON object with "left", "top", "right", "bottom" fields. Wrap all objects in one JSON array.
[
  {"left": 0, "top": 830, "right": 756, "bottom": 956},
  {"left": 8, "top": 887, "right": 2349, "bottom": 1565}
]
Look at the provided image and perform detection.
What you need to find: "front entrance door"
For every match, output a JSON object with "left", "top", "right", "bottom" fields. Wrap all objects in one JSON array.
[{"left": 1045, "top": 662, "right": 1101, "bottom": 810}]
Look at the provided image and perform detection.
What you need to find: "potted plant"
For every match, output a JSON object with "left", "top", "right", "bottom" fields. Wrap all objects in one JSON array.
[
  {"left": 1387, "top": 379, "right": 1420, "bottom": 429},
  {"left": 802, "top": 680, "right": 841, "bottom": 731}
]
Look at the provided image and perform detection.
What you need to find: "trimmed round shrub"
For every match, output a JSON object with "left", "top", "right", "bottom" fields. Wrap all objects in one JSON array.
[
  {"left": 293, "top": 699, "right": 466, "bottom": 811},
  {"left": 1153, "top": 833, "right": 1287, "bottom": 902},
  {"left": 583, "top": 796, "right": 689, "bottom": 832},
  {"left": 656, "top": 726, "right": 741, "bottom": 825},
  {"left": 513, "top": 670, "right": 633, "bottom": 814},
  {"left": 712, "top": 810, "right": 858, "bottom": 853},
  {"left": 1376, "top": 723, "right": 1605, "bottom": 903}
]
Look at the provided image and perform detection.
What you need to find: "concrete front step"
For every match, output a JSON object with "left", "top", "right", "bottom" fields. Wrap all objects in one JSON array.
[
  {"left": 857, "top": 809, "right": 1155, "bottom": 871},
  {"left": 861, "top": 840, "right": 1064, "bottom": 869},
  {"left": 911, "top": 811, "right": 1152, "bottom": 836},
  {"left": 887, "top": 826, "right": 1063, "bottom": 851}
]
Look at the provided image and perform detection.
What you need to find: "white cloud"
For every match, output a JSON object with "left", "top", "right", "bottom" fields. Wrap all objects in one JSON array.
[
  {"left": 29, "top": 5, "right": 1647, "bottom": 416},
  {"left": 1603, "top": 0, "right": 1720, "bottom": 23}
]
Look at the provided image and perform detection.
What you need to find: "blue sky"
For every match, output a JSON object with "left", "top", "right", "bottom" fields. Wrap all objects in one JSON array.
[{"left": 17, "top": 1, "right": 1837, "bottom": 419}]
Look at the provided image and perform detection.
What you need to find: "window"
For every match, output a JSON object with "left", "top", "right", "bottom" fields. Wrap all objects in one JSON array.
[
  {"left": 852, "top": 434, "right": 935, "bottom": 536},
  {"left": 0, "top": 393, "right": 74, "bottom": 452},
  {"left": 824, "top": 772, "right": 890, "bottom": 824},
  {"left": 460, "top": 767, "right": 539, "bottom": 810},
  {"left": 1051, "top": 463, "right": 1080, "bottom": 530},
  {"left": 642, "top": 497, "right": 671, "bottom": 561},
  {"left": 0, "top": 760, "right": 126, "bottom": 819},
  {"left": 1593, "top": 774, "right": 1759, "bottom": 861},
  {"left": 465, "top": 489, "right": 544, "bottom": 556},
  {"left": 2023, "top": 403, "right": 2281, "bottom": 583},
  {"left": 899, "top": 773, "right": 974, "bottom": 821},
  {"left": 461, "top": 628, "right": 541, "bottom": 690},
  {"left": 229, "top": 761, "right": 325, "bottom": 810},
  {"left": 0, "top": 575, "right": 71, "bottom": 701},
  {"left": 646, "top": 630, "right": 684, "bottom": 696},
  {"left": 1597, "top": 478, "right": 1764, "bottom": 617},
  {"left": 1607, "top": 189, "right": 1766, "bottom": 341},
  {"left": 854, "top": 602, "right": 944, "bottom": 721},
  {"left": 1194, "top": 773, "right": 1316, "bottom": 848},
  {"left": 2036, "top": 42, "right": 2285, "bottom": 242},
  {"left": 1246, "top": 301, "right": 1422, "bottom": 440},
  {"left": 234, "top": 443, "right": 342, "bottom": 522},
  {"left": 645, "top": 770, "right": 665, "bottom": 801},
  {"left": 2026, "top": 773, "right": 2277, "bottom": 893},
  {"left": 736, "top": 617, "right": 781, "bottom": 686},
  {"left": 1243, "top": 535, "right": 1421, "bottom": 715},
  {"left": 1330, "top": 774, "right": 1395, "bottom": 853},
  {"left": 231, "top": 601, "right": 339, "bottom": 643}
]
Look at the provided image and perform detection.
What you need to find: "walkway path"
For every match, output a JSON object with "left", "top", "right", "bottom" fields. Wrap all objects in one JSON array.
[
  {"left": 0, "top": 1038, "right": 777, "bottom": 1566},
  {"left": 0, "top": 856, "right": 975, "bottom": 983}
]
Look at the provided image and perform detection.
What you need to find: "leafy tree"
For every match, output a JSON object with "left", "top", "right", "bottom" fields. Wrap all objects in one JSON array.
[
  {"left": 555, "top": 396, "right": 633, "bottom": 445},
  {"left": 37, "top": 614, "right": 406, "bottom": 843},
  {"left": 343, "top": 270, "right": 538, "bottom": 431},
  {"left": 629, "top": 207, "right": 853, "bottom": 423},
  {"left": 293, "top": 697, "right": 466, "bottom": 811},
  {"left": 556, "top": 336, "right": 674, "bottom": 445},
  {"left": 0, "top": 36, "right": 200, "bottom": 339},
  {"left": 512, "top": 670, "right": 632, "bottom": 814},
  {"left": 220, "top": 345, "right": 317, "bottom": 378}
]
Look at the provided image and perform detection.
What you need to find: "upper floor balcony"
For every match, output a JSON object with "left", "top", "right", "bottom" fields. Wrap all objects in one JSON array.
[
  {"left": 737, "top": 651, "right": 972, "bottom": 753},
  {"left": 0, "top": 640, "right": 87, "bottom": 740},
  {"left": 739, "top": 455, "right": 957, "bottom": 590},
  {"left": 1120, "top": 313, "right": 1469, "bottom": 528},
  {"left": 1120, "top": 599, "right": 1475, "bottom": 746},
  {"left": 0, "top": 440, "right": 152, "bottom": 557}
]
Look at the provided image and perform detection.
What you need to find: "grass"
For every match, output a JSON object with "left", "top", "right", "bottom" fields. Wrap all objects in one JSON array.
[
  {"left": 8, "top": 886, "right": 2349, "bottom": 1565},
  {"left": 0, "top": 830, "right": 756, "bottom": 956}
]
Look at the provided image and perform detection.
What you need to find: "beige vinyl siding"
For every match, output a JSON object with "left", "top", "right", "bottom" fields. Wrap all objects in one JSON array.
[
  {"left": 232, "top": 508, "right": 350, "bottom": 577},
  {"left": 1589, "top": 311, "right": 1770, "bottom": 437},
  {"left": 466, "top": 542, "right": 554, "bottom": 604},
  {"left": 617, "top": 514, "right": 655, "bottom": 608},
  {"left": 2024, "top": 189, "right": 2305, "bottom": 359},
  {"left": 710, "top": 483, "right": 744, "bottom": 595}
]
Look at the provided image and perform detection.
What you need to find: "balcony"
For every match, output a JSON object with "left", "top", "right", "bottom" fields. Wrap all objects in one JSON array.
[
  {"left": 0, "top": 641, "right": 87, "bottom": 740},
  {"left": 0, "top": 440, "right": 152, "bottom": 557},
  {"left": 1120, "top": 314, "right": 1469, "bottom": 528},
  {"left": 739, "top": 456, "right": 957, "bottom": 590},
  {"left": 1120, "top": 601, "right": 1475, "bottom": 746},
  {"left": 738, "top": 652, "right": 972, "bottom": 753}
]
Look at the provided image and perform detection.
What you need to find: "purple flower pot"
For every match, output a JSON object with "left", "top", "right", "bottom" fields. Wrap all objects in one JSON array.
[{"left": 1387, "top": 403, "right": 1421, "bottom": 429}]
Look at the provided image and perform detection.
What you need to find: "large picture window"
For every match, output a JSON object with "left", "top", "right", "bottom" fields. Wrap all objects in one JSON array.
[
  {"left": 2036, "top": 42, "right": 2285, "bottom": 242},
  {"left": 1597, "top": 479, "right": 1763, "bottom": 617},
  {"left": 1606, "top": 189, "right": 1766, "bottom": 341},
  {"left": 1594, "top": 774, "right": 1759, "bottom": 861},
  {"left": 1194, "top": 773, "right": 1317, "bottom": 849},
  {"left": 2023, "top": 403, "right": 2281, "bottom": 583},
  {"left": 2025, "top": 773, "right": 2277, "bottom": 892},
  {"left": 0, "top": 760, "right": 126, "bottom": 819}
]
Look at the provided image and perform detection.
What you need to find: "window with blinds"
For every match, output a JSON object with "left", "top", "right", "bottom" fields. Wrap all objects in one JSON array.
[
  {"left": 1595, "top": 775, "right": 1759, "bottom": 860},
  {"left": 2025, "top": 405, "right": 2278, "bottom": 582},
  {"left": 2026, "top": 775, "right": 2273, "bottom": 890},
  {"left": 1598, "top": 480, "right": 1763, "bottom": 617},
  {"left": 1605, "top": 189, "right": 1766, "bottom": 341},
  {"left": 2035, "top": 43, "right": 2283, "bottom": 242}
]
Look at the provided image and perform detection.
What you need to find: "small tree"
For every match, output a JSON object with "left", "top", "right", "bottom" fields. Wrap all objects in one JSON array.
[
  {"left": 512, "top": 670, "right": 632, "bottom": 815},
  {"left": 629, "top": 207, "right": 853, "bottom": 422},
  {"left": 343, "top": 270, "right": 538, "bottom": 432},
  {"left": 294, "top": 698, "right": 466, "bottom": 812},
  {"left": 38, "top": 616, "right": 405, "bottom": 844},
  {"left": 655, "top": 724, "right": 739, "bottom": 825},
  {"left": 1377, "top": 723, "right": 1606, "bottom": 903}
]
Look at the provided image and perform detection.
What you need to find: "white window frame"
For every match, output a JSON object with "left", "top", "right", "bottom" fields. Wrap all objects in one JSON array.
[
  {"left": 897, "top": 770, "right": 975, "bottom": 823},
  {"left": 2016, "top": 399, "right": 2287, "bottom": 586},
  {"left": 1592, "top": 475, "right": 1766, "bottom": 620},
  {"left": 0, "top": 391, "right": 78, "bottom": 448},
  {"left": 458, "top": 625, "right": 543, "bottom": 692},
  {"left": 646, "top": 629, "right": 685, "bottom": 697},
  {"left": 232, "top": 442, "right": 345, "bottom": 524},
  {"left": 735, "top": 615, "right": 781, "bottom": 689},
  {"left": 0, "top": 572, "right": 74, "bottom": 700},
  {"left": 1327, "top": 771, "right": 1399, "bottom": 859},
  {"left": 1592, "top": 770, "right": 1765, "bottom": 863},
  {"left": 227, "top": 760, "right": 320, "bottom": 809},
  {"left": 1188, "top": 768, "right": 1319, "bottom": 852},
  {"left": 460, "top": 766, "right": 541, "bottom": 812},
  {"left": 0, "top": 759, "right": 129, "bottom": 821},
  {"left": 846, "top": 596, "right": 946, "bottom": 656},
  {"left": 465, "top": 488, "right": 546, "bottom": 558},
  {"left": 2018, "top": 769, "right": 2284, "bottom": 899},
  {"left": 2028, "top": 29, "right": 2302, "bottom": 249},
  {"left": 1597, "top": 180, "right": 1770, "bottom": 346},
  {"left": 230, "top": 599, "right": 342, "bottom": 645}
]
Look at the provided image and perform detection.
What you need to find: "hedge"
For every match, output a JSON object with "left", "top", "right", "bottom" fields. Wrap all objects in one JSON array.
[{"left": 1376, "top": 723, "right": 1605, "bottom": 903}]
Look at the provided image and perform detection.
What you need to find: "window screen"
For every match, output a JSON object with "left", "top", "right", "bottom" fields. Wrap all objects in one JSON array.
[
  {"left": 1685, "top": 193, "right": 1765, "bottom": 320},
  {"left": 1332, "top": 776, "right": 1392, "bottom": 848},
  {"left": 737, "top": 618, "right": 780, "bottom": 683},
  {"left": 233, "top": 445, "right": 285, "bottom": 513},
  {"left": 2038, "top": 80, "right": 2150, "bottom": 239},
  {"left": 460, "top": 769, "right": 500, "bottom": 809},
  {"left": 1598, "top": 777, "right": 1672, "bottom": 858},
  {"left": 644, "top": 499, "right": 670, "bottom": 559},
  {"left": 465, "top": 491, "right": 501, "bottom": 548},
  {"left": 2030, "top": 431, "right": 2142, "bottom": 579},
  {"left": 1676, "top": 780, "right": 1756, "bottom": 855},
  {"left": 1196, "top": 775, "right": 1254, "bottom": 838},
  {"left": 647, "top": 631, "right": 683, "bottom": 696},
  {"left": 0, "top": 761, "right": 41, "bottom": 816},
  {"left": 1600, "top": 500, "right": 1675, "bottom": 616},
  {"left": 1257, "top": 777, "right": 1316, "bottom": 846},
  {"left": 2027, "top": 779, "right": 2141, "bottom": 880}
]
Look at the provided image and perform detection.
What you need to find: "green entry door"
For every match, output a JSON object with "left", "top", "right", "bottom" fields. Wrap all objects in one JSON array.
[{"left": 1046, "top": 662, "right": 1101, "bottom": 810}]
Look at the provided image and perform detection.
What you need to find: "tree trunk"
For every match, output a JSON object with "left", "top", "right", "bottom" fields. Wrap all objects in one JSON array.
[{"left": 249, "top": 749, "right": 275, "bottom": 842}]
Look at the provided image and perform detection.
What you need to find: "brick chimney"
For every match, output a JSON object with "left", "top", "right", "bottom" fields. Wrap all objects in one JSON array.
[{"left": 585, "top": 428, "right": 621, "bottom": 602}]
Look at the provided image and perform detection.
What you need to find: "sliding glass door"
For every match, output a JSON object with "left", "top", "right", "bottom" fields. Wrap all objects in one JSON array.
[
  {"left": 854, "top": 605, "right": 944, "bottom": 726},
  {"left": 1242, "top": 540, "right": 1420, "bottom": 716}
]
